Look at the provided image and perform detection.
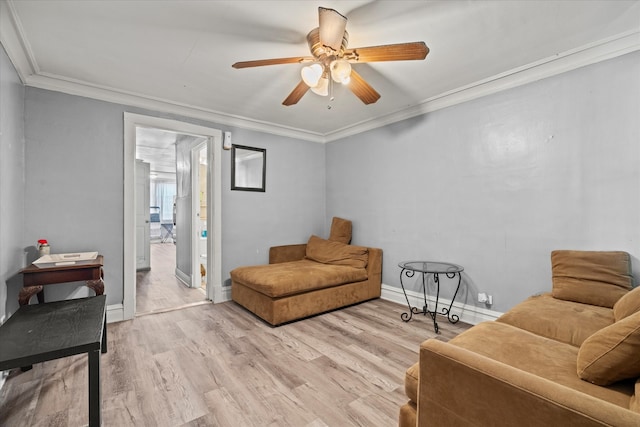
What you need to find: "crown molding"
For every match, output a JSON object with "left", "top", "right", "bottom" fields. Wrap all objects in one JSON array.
[
  {"left": 0, "top": 0, "right": 38, "bottom": 82},
  {"left": 25, "top": 72, "right": 327, "bottom": 143},
  {"left": 325, "top": 30, "right": 640, "bottom": 142},
  {"left": 2, "top": 0, "right": 638, "bottom": 144}
]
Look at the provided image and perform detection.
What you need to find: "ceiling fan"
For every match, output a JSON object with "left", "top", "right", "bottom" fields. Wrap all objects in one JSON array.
[{"left": 232, "top": 6, "right": 429, "bottom": 106}]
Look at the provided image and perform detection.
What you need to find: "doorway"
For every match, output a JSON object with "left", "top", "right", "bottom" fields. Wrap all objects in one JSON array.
[
  {"left": 135, "top": 128, "right": 207, "bottom": 315},
  {"left": 123, "top": 113, "right": 223, "bottom": 321}
]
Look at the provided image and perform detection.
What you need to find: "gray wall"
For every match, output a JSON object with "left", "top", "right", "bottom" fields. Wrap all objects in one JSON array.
[
  {"left": 326, "top": 51, "right": 640, "bottom": 313},
  {"left": 223, "top": 127, "right": 326, "bottom": 278},
  {"left": 22, "top": 88, "right": 326, "bottom": 306},
  {"left": 5, "top": 47, "right": 637, "bottom": 316},
  {"left": 0, "top": 44, "right": 25, "bottom": 322}
]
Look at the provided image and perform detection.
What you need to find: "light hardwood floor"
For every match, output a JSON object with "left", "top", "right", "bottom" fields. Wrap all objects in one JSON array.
[
  {"left": 1, "top": 292, "right": 470, "bottom": 426},
  {"left": 136, "top": 243, "right": 207, "bottom": 315}
]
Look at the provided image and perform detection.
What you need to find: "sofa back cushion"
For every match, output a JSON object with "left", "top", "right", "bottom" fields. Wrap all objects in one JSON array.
[
  {"left": 551, "top": 250, "right": 632, "bottom": 308},
  {"left": 305, "top": 235, "right": 368, "bottom": 268},
  {"left": 328, "top": 217, "right": 352, "bottom": 244},
  {"left": 614, "top": 286, "right": 640, "bottom": 322},
  {"left": 577, "top": 310, "right": 640, "bottom": 386}
]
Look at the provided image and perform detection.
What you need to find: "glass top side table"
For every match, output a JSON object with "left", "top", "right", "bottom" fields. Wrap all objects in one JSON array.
[{"left": 398, "top": 261, "right": 464, "bottom": 333}]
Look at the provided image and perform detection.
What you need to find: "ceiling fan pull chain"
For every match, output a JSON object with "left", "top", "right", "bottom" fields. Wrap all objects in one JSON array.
[{"left": 328, "top": 78, "right": 334, "bottom": 109}]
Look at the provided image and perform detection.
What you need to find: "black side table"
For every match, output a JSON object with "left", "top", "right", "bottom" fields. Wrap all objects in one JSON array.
[
  {"left": 398, "top": 261, "right": 464, "bottom": 333},
  {"left": 0, "top": 295, "right": 106, "bottom": 427}
]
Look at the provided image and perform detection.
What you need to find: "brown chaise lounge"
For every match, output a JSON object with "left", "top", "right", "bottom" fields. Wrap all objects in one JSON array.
[
  {"left": 230, "top": 217, "right": 383, "bottom": 326},
  {"left": 400, "top": 250, "right": 640, "bottom": 426}
]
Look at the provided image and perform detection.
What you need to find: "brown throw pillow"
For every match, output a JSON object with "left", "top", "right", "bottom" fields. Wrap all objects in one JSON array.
[
  {"left": 551, "top": 250, "right": 632, "bottom": 308},
  {"left": 305, "top": 235, "right": 368, "bottom": 269},
  {"left": 328, "top": 217, "right": 352, "bottom": 244},
  {"left": 614, "top": 286, "right": 640, "bottom": 322},
  {"left": 577, "top": 310, "right": 640, "bottom": 386}
]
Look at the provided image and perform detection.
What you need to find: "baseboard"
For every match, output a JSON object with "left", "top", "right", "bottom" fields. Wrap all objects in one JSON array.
[
  {"left": 106, "top": 303, "right": 124, "bottom": 323},
  {"left": 219, "top": 285, "right": 232, "bottom": 302},
  {"left": 380, "top": 284, "right": 503, "bottom": 325},
  {"left": 175, "top": 268, "right": 191, "bottom": 287},
  {"left": 0, "top": 314, "right": 6, "bottom": 393}
]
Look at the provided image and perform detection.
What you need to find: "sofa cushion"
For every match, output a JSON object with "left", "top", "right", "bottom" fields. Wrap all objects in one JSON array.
[
  {"left": 496, "top": 293, "right": 614, "bottom": 347},
  {"left": 577, "top": 310, "right": 640, "bottom": 386},
  {"left": 614, "top": 286, "right": 640, "bottom": 322},
  {"left": 631, "top": 378, "right": 640, "bottom": 414},
  {"left": 328, "top": 217, "right": 352, "bottom": 244},
  {"left": 405, "top": 362, "right": 420, "bottom": 403},
  {"left": 551, "top": 250, "right": 632, "bottom": 308},
  {"left": 448, "top": 321, "right": 634, "bottom": 407},
  {"left": 305, "top": 235, "right": 368, "bottom": 269},
  {"left": 230, "top": 259, "right": 368, "bottom": 298}
]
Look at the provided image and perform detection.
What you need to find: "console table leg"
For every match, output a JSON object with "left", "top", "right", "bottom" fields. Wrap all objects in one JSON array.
[
  {"left": 86, "top": 279, "right": 104, "bottom": 296},
  {"left": 18, "top": 285, "right": 44, "bottom": 306}
]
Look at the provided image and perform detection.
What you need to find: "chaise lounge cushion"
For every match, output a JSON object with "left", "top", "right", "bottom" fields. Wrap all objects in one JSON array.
[
  {"left": 551, "top": 250, "right": 632, "bottom": 308},
  {"left": 577, "top": 310, "right": 640, "bottom": 386},
  {"left": 305, "top": 235, "right": 368, "bottom": 269},
  {"left": 230, "top": 259, "right": 368, "bottom": 298}
]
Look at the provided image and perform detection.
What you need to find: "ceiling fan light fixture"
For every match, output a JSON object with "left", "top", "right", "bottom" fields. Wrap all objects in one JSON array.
[
  {"left": 318, "top": 7, "right": 347, "bottom": 51},
  {"left": 330, "top": 59, "right": 351, "bottom": 84},
  {"left": 301, "top": 63, "right": 324, "bottom": 87},
  {"left": 310, "top": 76, "right": 329, "bottom": 96}
]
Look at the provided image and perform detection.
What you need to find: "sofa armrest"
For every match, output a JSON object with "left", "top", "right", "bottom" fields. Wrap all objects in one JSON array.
[
  {"left": 269, "top": 244, "right": 307, "bottom": 264},
  {"left": 366, "top": 247, "right": 383, "bottom": 286},
  {"left": 418, "top": 339, "right": 640, "bottom": 426}
]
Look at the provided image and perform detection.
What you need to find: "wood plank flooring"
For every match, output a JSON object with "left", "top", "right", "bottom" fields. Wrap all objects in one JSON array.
[
  {"left": 136, "top": 243, "right": 207, "bottom": 315},
  {"left": 0, "top": 298, "right": 470, "bottom": 426}
]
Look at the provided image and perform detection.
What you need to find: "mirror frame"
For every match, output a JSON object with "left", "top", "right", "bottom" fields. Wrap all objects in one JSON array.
[{"left": 231, "top": 144, "right": 266, "bottom": 192}]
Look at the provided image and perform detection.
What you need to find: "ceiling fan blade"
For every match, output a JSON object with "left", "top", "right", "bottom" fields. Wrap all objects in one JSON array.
[
  {"left": 348, "top": 69, "right": 381, "bottom": 105},
  {"left": 318, "top": 7, "right": 347, "bottom": 51},
  {"left": 282, "top": 80, "right": 310, "bottom": 106},
  {"left": 344, "top": 42, "right": 429, "bottom": 62},
  {"left": 232, "top": 57, "right": 313, "bottom": 69}
]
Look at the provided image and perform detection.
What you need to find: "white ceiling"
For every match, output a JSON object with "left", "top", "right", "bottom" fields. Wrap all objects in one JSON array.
[
  {"left": 135, "top": 127, "right": 208, "bottom": 178},
  {"left": 1, "top": 1, "right": 639, "bottom": 142},
  {"left": 135, "top": 127, "right": 179, "bottom": 178}
]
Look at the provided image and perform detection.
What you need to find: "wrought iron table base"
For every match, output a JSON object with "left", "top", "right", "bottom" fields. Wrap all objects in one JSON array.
[{"left": 399, "top": 265, "right": 462, "bottom": 333}]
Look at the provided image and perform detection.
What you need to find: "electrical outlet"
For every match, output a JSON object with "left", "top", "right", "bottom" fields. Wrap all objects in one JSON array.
[
  {"left": 478, "top": 292, "right": 488, "bottom": 303},
  {"left": 487, "top": 295, "right": 493, "bottom": 305}
]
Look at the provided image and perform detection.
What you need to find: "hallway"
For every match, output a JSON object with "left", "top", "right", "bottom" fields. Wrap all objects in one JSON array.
[{"left": 136, "top": 242, "right": 207, "bottom": 316}]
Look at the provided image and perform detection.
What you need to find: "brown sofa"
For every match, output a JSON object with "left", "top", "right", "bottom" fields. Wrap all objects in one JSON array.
[
  {"left": 400, "top": 250, "right": 640, "bottom": 426},
  {"left": 230, "top": 218, "right": 382, "bottom": 326}
]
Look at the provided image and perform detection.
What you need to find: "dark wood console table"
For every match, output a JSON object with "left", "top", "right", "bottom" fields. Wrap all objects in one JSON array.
[
  {"left": 0, "top": 295, "right": 106, "bottom": 427},
  {"left": 19, "top": 255, "right": 104, "bottom": 306}
]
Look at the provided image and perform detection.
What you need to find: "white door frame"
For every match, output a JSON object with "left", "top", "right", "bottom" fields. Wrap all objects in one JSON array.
[
  {"left": 135, "top": 160, "right": 151, "bottom": 271},
  {"left": 123, "top": 113, "right": 222, "bottom": 320}
]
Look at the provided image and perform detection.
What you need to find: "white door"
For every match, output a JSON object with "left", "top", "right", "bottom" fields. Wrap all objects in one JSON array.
[{"left": 136, "top": 160, "right": 151, "bottom": 270}]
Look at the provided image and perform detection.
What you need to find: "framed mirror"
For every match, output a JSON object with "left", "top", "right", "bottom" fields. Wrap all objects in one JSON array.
[{"left": 231, "top": 144, "right": 266, "bottom": 192}]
